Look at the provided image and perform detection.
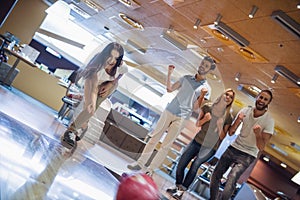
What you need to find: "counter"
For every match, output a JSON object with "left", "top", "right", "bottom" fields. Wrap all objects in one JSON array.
[
  {"left": 0, "top": 47, "right": 66, "bottom": 111},
  {"left": 100, "top": 109, "right": 149, "bottom": 160}
]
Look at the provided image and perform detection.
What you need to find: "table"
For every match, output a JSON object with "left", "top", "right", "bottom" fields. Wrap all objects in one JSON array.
[{"left": 1, "top": 48, "right": 39, "bottom": 86}]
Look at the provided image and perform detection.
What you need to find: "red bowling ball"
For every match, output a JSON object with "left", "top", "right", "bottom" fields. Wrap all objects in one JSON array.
[{"left": 116, "top": 173, "right": 160, "bottom": 200}]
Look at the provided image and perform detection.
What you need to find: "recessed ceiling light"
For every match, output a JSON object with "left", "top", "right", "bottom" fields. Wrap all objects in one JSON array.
[
  {"left": 119, "top": 13, "right": 144, "bottom": 31},
  {"left": 200, "top": 38, "right": 207, "bottom": 43},
  {"left": 280, "top": 163, "right": 287, "bottom": 168},
  {"left": 263, "top": 156, "right": 270, "bottom": 162},
  {"left": 217, "top": 47, "right": 224, "bottom": 52}
]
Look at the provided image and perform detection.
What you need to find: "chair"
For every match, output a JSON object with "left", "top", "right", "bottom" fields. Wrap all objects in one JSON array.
[
  {"left": 57, "top": 70, "right": 82, "bottom": 121},
  {"left": 0, "top": 62, "right": 20, "bottom": 87}
]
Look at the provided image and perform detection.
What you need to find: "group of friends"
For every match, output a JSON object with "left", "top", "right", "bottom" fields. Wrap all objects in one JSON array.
[{"left": 60, "top": 42, "right": 275, "bottom": 200}]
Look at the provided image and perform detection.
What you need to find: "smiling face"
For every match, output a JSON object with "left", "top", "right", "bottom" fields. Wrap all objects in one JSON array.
[
  {"left": 223, "top": 90, "right": 234, "bottom": 106},
  {"left": 197, "top": 59, "right": 212, "bottom": 75},
  {"left": 104, "top": 49, "right": 120, "bottom": 74},
  {"left": 255, "top": 91, "right": 272, "bottom": 111}
]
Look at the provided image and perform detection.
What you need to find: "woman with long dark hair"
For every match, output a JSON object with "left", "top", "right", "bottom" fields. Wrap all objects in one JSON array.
[{"left": 61, "top": 42, "right": 127, "bottom": 148}]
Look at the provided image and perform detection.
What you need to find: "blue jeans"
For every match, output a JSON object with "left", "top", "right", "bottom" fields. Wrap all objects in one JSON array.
[
  {"left": 176, "top": 140, "right": 215, "bottom": 189},
  {"left": 210, "top": 146, "right": 255, "bottom": 200}
]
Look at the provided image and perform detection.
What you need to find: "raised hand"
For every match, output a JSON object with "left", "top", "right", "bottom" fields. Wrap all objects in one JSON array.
[
  {"left": 168, "top": 65, "right": 175, "bottom": 74},
  {"left": 237, "top": 112, "right": 246, "bottom": 122},
  {"left": 253, "top": 124, "right": 262, "bottom": 135}
]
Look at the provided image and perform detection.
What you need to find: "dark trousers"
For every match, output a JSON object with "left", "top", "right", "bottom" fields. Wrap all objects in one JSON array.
[
  {"left": 210, "top": 146, "right": 255, "bottom": 200},
  {"left": 176, "top": 140, "right": 215, "bottom": 189}
]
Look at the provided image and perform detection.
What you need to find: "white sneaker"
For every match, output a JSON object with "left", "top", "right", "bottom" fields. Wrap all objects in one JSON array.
[
  {"left": 172, "top": 189, "right": 184, "bottom": 200},
  {"left": 145, "top": 170, "right": 153, "bottom": 177},
  {"left": 166, "top": 185, "right": 178, "bottom": 194}
]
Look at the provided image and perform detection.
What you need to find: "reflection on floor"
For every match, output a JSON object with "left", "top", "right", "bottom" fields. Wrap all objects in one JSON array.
[{"left": 0, "top": 86, "right": 201, "bottom": 200}]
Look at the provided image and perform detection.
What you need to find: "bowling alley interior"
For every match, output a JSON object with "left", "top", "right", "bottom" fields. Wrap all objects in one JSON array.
[{"left": 0, "top": 0, "right": 300, "bottom": 200}]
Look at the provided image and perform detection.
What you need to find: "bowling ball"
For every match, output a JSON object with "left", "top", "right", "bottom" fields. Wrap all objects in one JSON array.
[{"left": 116, "top": 173, "right": 160, "bottom": 200}]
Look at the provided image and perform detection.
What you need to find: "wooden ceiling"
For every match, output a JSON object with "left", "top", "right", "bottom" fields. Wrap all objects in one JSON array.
[{"left": 64, "top": 0, "right": 300, "bottom": 173}]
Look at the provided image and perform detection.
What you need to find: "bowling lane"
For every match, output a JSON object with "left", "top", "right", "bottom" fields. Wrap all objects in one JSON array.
[{"left": 0, "top": 110, "right": 119, "bottom": 200}]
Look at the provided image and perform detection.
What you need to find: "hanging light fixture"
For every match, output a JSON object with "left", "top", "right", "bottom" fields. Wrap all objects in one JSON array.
[
  {"left": 271, "top": 73, "right": 279, "bottom": 83},
  {"left": 214, "top": 14, "right": 222, "bottom": 25},
  {"left": 235, "top": 72, "right": 241, "bottom": 81},
  {"left": 249, "top": 5, "right": 258, "bottom": 18},
  {"left": 274, "top": 65, "right": 300, "bottom": 87},
  {"left": 193, "top": 18, "right": 201, "bottom": 29},
  {"left": 270, "top": 143, "right": 288, "bottom": 156},
  {"left": 167, "top": 25, "right": 174, "bottom": 33}
]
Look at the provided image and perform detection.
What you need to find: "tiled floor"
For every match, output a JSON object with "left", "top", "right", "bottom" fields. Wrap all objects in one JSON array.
[{"left": 0, "top": 85, "right": 204, "bottom": 200}]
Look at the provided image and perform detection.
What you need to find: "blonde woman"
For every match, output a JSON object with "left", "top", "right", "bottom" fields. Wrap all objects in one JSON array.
[{"left": 167, "top": 88, "right": 235, "bottom": 199}]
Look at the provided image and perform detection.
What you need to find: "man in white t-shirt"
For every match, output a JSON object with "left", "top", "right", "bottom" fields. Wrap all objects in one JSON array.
[{"left": 210, "top": 89, "right": 275, "bottom": 200}]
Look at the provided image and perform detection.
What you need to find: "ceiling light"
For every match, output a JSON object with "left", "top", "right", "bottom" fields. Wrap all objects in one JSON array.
[
  {"left": 126, "top": 39, "right": 146, "bottom": 54},
  {"left": 270, "top": 143, "right": 288, "bottom": 156},
  {"left": 271, "top": 10, "right": 300, "bottom": 38},
  {"left": 290, "top": 142, "right": 300, "bottom": 151},
  {"left": 271, "top": 73, "right": 279, "bottom": 83},
  {"left": 193, "top": 18, "right": 201, "bottom": 29},
  {"left": 297, "top": 3, "right": 300, "bottom": 9},
  {"left": 119, "top": 13, "right": 144, "bottom": 30},
  {"left": 200, "top": 38, "right": 207, "bottom": 43},
  {"left": 280, "top": 163, "right": 287, "bottom": 168},
  {"left": 118, "top": 0, "right": 141, "bottom": 9},
  {"left": 235, "top": 72, "right": 241, "bottom": 81},
  {"left": 249, "top": 5, "right": 258, "bottom": 18},
  {"left": 69, "top": 3, "right": 92, "bottom": 19},
  {"left": 298, "top": 116, "right": 300, "bottom": 123},
  {"left": 214, "top": 14, "right": 222, "bottom": 25},
  {"left": 83, "top": 0, "right": 104, "bottom": 12},
  {"left": 167, "top": 25, "right": 174, "bottom": 33},
  {"left": 119, "top": 0, "right": 132, "bottom": 6},
  {"left": 239, "top": 48, "right": 255, "bottom": 59},
  {"left": 237, "top": 84, "right": 261, "bottom": 98},
  {"left": 36, "top": 28, "right": 85, "bottom": 48},
  {"left": 274, "top": 65, "right": 300, "bottom": 87},
  {"left": 161, "top": 29, "right": 188, "bottom": 50},
  {"left": 263, "top": 155, "right": 270, "bottom": 162},
  {"left": 214, "top": 21, "right": 250, "bottom": 47}
]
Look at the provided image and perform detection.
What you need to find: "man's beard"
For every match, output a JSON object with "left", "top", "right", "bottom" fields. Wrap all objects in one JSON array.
[
  {"left": 255, "top": 102, "right": 268, "bottom": 111},
  {"left": 198, "top": 69, "right": 207, "bottom": 75}
]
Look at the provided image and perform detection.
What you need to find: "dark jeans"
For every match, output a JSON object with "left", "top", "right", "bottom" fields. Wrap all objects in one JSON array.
[
  {"left": 176, "top": 139, "right": 215, "bottom": 189},
  {"left": 210, "top": 146, "right": 255, "bottom": 200}
]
